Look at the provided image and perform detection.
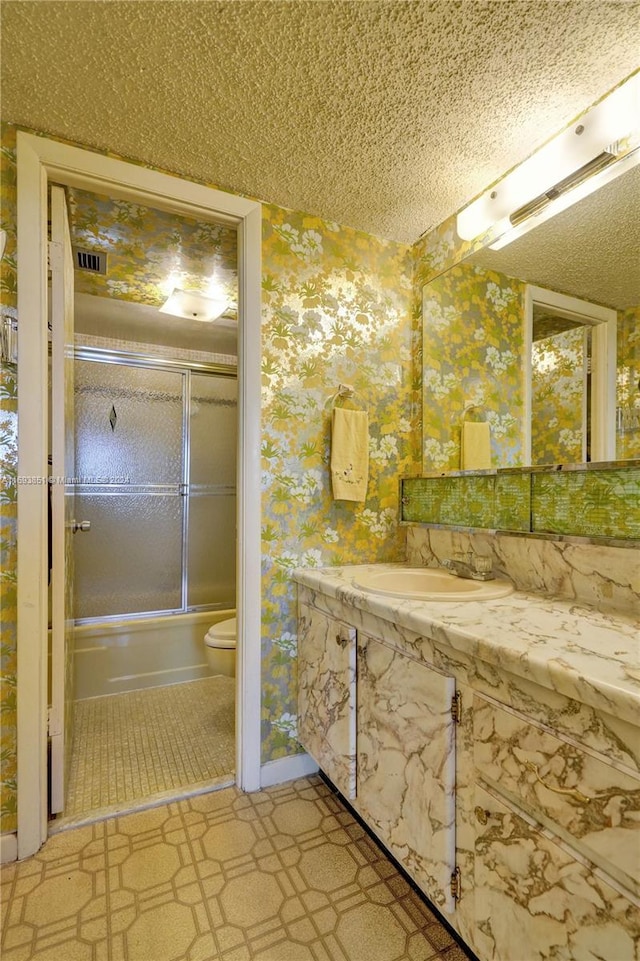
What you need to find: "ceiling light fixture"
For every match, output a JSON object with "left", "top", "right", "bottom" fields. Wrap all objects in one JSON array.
[
  {"left": 456, "top": 72, "right": 640, "bottom": 250},
  {"left": 159, "top": 288, "right": 228, "bottom": 323}
]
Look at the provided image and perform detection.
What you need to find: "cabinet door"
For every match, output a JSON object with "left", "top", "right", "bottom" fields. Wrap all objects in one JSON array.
[
  {"left": 474, "top": 783, "right": 640, "bottom": 961},
  {"left": 297, "top": 602, "right": 356, "bottom": 798},
  {"left": 357, "top": 633, "right": 457, "bottom": 914}
]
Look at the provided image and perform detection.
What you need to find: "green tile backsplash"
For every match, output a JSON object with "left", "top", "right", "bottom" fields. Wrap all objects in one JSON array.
[
  {"left": 495, "top": 472, "right": 532, "bottom": 532},
  {"left": 401, "top": 462, "right": 640, "bottom": 541},
  {"left": 402, "top": 474, "right": 496, "bottom": 528},
  {"left": 532, "top": 468, "right": 640, "bottom": 539}
]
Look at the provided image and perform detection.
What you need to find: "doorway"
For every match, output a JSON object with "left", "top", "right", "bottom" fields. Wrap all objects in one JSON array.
[{"left": 17, "top": 133, "right": 262, "bottom": 858}]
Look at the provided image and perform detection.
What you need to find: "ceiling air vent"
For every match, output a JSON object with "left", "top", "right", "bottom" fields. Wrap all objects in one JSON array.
[{"left": 73, "top": 246, "right": 107, "bottom": 275}]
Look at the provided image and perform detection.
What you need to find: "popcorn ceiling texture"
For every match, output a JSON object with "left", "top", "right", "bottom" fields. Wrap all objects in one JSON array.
[{"left": 1, "top": 0, "right": 639, "bottom": 243}]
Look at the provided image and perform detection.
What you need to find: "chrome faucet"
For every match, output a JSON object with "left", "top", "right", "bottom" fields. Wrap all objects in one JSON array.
[{"left": 442, "top": 551, "right": 495, "bottom": 581}]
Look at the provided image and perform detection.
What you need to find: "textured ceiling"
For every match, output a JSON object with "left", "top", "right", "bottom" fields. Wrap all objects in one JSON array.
[{"left": 2, "top": 1, "right": 639, "bottom": 243}]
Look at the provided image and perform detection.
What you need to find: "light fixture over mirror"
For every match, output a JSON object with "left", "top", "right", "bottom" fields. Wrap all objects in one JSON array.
[
  {"left": 456, "top": 72, "right": 640, "bottom": 251},
  {"left": 422, "top": 73, "right": 640, "bottom": 474}
]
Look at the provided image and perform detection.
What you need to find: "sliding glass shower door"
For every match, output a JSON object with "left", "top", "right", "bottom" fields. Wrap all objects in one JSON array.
[
  {"left": 73, "top": 356, "right": 237, "bottom": 621},
  {"left": 187, "top": 372, "right": 237, "bottom": 608}
]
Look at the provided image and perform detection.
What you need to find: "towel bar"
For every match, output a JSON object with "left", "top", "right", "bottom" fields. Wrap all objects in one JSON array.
[
  {"left": 327, "top": 384, "right": 368, "bottom": 412},
  {"left": 461, "top": 403, "right": 487, "bottom": 423}
]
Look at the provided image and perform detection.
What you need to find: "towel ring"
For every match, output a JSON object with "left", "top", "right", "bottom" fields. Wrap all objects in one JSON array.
[
  {"left": 326, "top": 383, "right": 368, "bottom": 412},
  {"left": 461, "top": 403, "right": 487, "bottom": 423}
]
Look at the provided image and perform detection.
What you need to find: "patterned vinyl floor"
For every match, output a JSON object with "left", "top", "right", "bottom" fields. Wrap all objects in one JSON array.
[
  {"left": 1, "top": 775, "right": 472, "bottom": 961},
  {"left": 64, "top": 676, "right": 235, "bottom": 820}
]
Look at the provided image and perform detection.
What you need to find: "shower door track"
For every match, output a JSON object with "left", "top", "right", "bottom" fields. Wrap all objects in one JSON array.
[
  {"left": 75, "top": 345, "right": 237, "bottom": 377},
  {"left": 75, "top": 349, "right": 237, "bottom": 621}
]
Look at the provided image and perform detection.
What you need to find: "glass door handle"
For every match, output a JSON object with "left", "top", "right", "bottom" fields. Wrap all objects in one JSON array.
[{"left": 71, "top": 520, "right": 91, "bottom": 533}]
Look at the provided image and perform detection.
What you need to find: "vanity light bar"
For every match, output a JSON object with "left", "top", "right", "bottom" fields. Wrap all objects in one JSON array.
[
  {"left": 455, "top": 72, "right": 640, "bottom": 244},
  {"left": 488, "top": 144, "right": 640, "bottom": 251},
  {"left": 508, "top": 145, "right": 619, "bottom": 226}
]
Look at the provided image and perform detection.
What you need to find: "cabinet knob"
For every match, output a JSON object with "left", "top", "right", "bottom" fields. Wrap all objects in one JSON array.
[
  {"left": 335, "top": 632, "right": 348, "bottom": 648},
  {"left": 475, "top": 806, "right": 493, "bottom": 825}
]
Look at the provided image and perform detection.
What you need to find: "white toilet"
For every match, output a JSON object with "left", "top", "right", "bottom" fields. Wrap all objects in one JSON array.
[{"left": 204, "top": 617, "right": 236, "bottom": 677}]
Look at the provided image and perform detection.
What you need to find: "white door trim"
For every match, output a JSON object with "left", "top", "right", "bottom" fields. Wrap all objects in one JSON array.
[
  {"left": 524, "top": 284, "right": 617, "bottom": 465},
  {"left": 16, "top": 132, "right": 262, "bottom": 858}
]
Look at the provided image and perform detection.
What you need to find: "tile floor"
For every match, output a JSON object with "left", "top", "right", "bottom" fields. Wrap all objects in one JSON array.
[
  {"left": 1, "top": 775, "right": 472, "bottom": 961},
  {"left": 64, "top": 677, "right": 235, "bottom": 819}
]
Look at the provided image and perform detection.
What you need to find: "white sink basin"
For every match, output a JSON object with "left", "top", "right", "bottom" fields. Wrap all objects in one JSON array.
[{"left": 353, "top": 567, "right": 513, "bottom": 601}]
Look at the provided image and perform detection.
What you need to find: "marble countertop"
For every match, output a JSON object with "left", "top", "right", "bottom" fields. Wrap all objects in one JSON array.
[{"left": 293, "top": 564, "right": 640, "bottom": 727}]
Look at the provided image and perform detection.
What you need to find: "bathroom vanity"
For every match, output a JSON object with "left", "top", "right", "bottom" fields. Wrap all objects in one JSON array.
[{"left": 293, "top": 564, "right": 640, "bottom": 961}]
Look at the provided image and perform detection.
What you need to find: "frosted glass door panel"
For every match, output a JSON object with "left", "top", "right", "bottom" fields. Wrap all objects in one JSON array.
[
  {"left": 75, "top": 361, "right": 184, "bottom": 484},
  {"left": 190, "top": 374, "right": 237, "bottom": 487},
  {"left": 74, "top": 493, "right": 183, "bottom": 618},
  {"left": 187, "top": 494, "right": 236, "bottom": 608}
]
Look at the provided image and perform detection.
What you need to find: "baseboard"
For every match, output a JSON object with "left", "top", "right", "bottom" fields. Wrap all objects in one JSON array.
[
  {"left": 1, "top": 832, "right": 17, "bottom": 864},
  {"left": 260, "top": 752, "right": 319, "bottom": 788}
]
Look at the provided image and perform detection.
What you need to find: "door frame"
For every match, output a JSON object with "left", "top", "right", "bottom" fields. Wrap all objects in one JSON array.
[
  {"left": 16, "top": 132, "right": 262, "bottom": 858},
  {"left": 523, "top": 284, "right": 617, "bottom": 465}
]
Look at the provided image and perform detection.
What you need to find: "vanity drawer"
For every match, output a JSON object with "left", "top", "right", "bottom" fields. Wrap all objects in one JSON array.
[
  {"left": 474, "top": 783, "right": 640, "bottom": 961},
  {"left": 473, "top": 694, "right": 640, "bottom": 898}
]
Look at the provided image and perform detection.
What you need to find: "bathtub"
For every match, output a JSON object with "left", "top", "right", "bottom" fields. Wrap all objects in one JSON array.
[{"left": 73, "top": 609, "right": 235, "bottom": 700}]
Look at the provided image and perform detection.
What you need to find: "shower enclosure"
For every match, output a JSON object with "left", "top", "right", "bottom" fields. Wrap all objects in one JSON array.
[{"left": 73, "top": 352, "right": 237, "bottom": 624}]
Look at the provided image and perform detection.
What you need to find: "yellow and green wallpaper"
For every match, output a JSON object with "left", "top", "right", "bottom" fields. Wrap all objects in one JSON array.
[
  {"left": 531, "top": 327, "right": 585, "bottom": 465},
  {"left": 67, "top": 186, "right": 238, "bottom": 313},
  {"left": 421, "top": 261, "right": 525, "bottom": 470},
  {"left": 260, "top": 204, "right": 415, "bottom": 757},
  {"left": 617, "top": 305, "right": 640, "bottom": 460}
]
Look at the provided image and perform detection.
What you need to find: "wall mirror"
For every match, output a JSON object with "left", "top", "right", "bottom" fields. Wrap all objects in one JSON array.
[{"left": 422, "top": 149, "right": 640, "bottom": 472}]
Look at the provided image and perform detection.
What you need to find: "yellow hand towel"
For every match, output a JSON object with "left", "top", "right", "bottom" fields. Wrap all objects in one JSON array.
[
  {"left": 461, "top": 421, "right": 492, "bottom": 470},
  {"left": 331, "top": 408, "right": 369, "bottom": 501}
]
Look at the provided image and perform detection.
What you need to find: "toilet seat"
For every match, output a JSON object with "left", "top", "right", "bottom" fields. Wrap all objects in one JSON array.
[{"left": 204, "top": 617, "right": 236, "bottom": 649}]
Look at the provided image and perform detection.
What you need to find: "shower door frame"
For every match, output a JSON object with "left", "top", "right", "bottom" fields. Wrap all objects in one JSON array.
[
  {"left": 73, "top": 349, "right": 239, "bottom": 623},
  {"left": 16, "top": 132, "right": 263, "bottom": 858}
]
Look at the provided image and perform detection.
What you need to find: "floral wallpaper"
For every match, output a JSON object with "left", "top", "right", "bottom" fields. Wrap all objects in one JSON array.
[
  {"left": 67, "top": 187, "right": 238, "bottom": 314},
  {"left": 0, "top": 123, "right": 17, "bottom": 833},
  {"left": 531, "top": 327, "right": 585, "bottom": 465},
  {"left": 414, "top": 209, "right": 492, "bottom": 292},
  {"left": 260, "top": 204, "right": 416, "bottom": 759},
  {"left": 421, "top": 261, "right": 525, "bottom": 470},
  {"left": 617, "top": 305, "right": 640, "bottom": 460}
]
